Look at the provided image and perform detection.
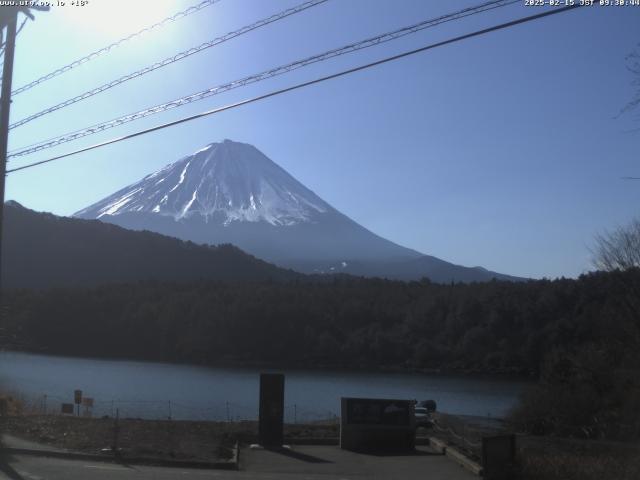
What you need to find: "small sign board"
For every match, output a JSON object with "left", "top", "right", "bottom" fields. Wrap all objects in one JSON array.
[
  {"left": 345, "top": 398, "right": 412, "bottom": 426},
  {"left": 81, "top": 397, "right": 94, "bottom": 408},
  {"left": 61, "top": 403, "right": 74, "bottom": 415},
  {"left": 74, "top": 390, "right": 83, "bottom": 405},
  {"left": 340, "top": 397, "right": 415, "bottom": 452}
]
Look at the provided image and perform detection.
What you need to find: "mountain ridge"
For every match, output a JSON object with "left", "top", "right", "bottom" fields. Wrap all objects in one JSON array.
[
  {"left": 1, "top": 201, "right": 299, "bottom": 289},
  {"left": 74, "top": 139, "right": 524, "bottom": 283}
]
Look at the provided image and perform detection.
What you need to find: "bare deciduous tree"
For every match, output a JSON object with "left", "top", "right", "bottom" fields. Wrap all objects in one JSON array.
[
  {"left": 593, "top": 218, "right": 640, "bottom": 271},
  {"left": 592, "top": 219, "right": 640, "bottom": 331},
  {"left": 621, "top": 45, "right": 640, "bottom": 119}
]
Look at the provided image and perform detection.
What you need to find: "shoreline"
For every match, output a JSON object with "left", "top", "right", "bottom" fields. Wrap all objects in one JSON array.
[{"left": 0, "top": 346, "right": 536, "bottom": 380}]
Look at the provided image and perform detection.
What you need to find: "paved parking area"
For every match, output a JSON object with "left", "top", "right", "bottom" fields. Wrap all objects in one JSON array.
[
  {"left": 0, "top": 444, "right": 476, "bottom": 479},
  {"left": 241, "top": 444, "right": 477, "bottom": 479}
]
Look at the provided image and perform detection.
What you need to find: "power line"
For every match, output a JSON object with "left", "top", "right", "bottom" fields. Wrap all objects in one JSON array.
[
  {"left": 9, "top": 0, "right": 328, "bottom": 130},
  {"left": 15, "top": 16, "right": 28, "bottom": 37},
  {"left": 10, "top": 0, "right": 223, "bottom": 96},
  {"left": 6, "top": 3, "right": 582, "bottom": 175},
  {"left": 0, "top": 16, "right": 26, "bottom": 59},
  {"left": 8, "top": 0, "right": 519, "bottom": 158}
]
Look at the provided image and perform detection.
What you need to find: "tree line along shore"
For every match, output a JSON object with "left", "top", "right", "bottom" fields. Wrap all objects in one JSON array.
[{"left": 1, "top": 267, "right": 639, "bottom": 441}]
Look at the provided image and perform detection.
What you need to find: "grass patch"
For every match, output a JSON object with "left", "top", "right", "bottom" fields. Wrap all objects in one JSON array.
[{"left": 517, "top": 436, "right": 640, "bottom": 480}]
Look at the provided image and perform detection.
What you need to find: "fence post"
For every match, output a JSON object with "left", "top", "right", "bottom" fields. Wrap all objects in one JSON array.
[
  {"left": 294, "top": 404, "right": 297, "bottom": 424},
  {"left": 226, "top": 402, "right": 230, "bottom": 422},
  {"left": 43, "top": 394, "right": 47, "bottom": 415},
  {"left": 167, "top": 407, "right": 175, "bottom": 456},
  {"left": 112, "top": 408, "right": 120, "bottom": 456}
]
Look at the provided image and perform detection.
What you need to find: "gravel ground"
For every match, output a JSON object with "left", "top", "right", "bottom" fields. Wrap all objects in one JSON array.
[
  {"left": 1, "top": 415, "right": 340, "bottom": 462},
  {"left": 2, "top": 416, "right": 243, "bottom": 462}
]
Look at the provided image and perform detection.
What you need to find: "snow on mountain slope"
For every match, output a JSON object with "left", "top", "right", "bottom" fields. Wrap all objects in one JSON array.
[
  {"left": 75, "top": 140, "right": 331, "bottom": 226},
  {"left": 75, "top": 140, "right": 522, "bottom": 282}
]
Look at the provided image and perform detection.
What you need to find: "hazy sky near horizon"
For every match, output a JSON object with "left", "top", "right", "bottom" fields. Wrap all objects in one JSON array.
[{"left": 4, "top": 0, "right": 640, "bottom": 279}]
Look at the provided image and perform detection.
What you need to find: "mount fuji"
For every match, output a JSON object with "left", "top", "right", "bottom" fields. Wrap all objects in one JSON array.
[{"left": 75, "top": 140, "right": 521, "bottom": 282}]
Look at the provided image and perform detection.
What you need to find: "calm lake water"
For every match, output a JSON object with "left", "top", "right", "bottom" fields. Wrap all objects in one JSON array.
[{"left": 0, "top": 351, "right": 528, "bottom": 421}]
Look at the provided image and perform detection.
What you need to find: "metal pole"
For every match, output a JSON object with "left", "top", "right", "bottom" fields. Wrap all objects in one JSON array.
[
  {"left": 112, "top": 408, "right": 119, "bottom": 455},
  {"left": 0, "top": 11, "right": 18, "bottom": 297}
]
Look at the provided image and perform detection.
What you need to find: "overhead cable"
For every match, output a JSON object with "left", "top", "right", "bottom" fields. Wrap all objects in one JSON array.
[
  {"left": 9, "top": 0, "right": 519, "bottom": 157},
  {"left": 9, "top": 0, "right": 328, "bottom": 130},
  {"left": 6, "top": 3, "right": 582, "bottom": 174},
  {"left": 11, "top": 0, "right": 223, "bottom": 96}
]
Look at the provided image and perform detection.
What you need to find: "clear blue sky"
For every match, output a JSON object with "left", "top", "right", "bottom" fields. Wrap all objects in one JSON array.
[{"left": 4, "top": 0, "right": 640, "bottom": 279}]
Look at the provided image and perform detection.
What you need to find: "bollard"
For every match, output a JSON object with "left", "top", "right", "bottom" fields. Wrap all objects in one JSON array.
[
  {"left": 482, "top": 434, "right": 516, "bottom": 480},
  {"left": 258, "top": 373, "right": 285, "bottom": 447}
]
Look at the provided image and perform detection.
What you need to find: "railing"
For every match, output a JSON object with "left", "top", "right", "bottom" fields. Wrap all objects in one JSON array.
[
  {"left": 26, "top": 393, "right": 339, "bottom": 424},
  {"left": 430, "top": 412, "right": 507, "bottom": 459}
]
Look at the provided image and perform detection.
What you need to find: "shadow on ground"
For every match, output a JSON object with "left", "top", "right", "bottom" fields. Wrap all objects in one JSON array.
[
  {"left": 265, "top": 447, "right": 333, "bottom": 463},
  {"left": 362, "top": 448, "right": 438, "bottom": 457},
  {"left": 0, "top": 453, "right": 25, "bottom": 480}
]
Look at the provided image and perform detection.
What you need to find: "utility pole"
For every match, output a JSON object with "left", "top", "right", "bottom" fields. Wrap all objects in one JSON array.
[
  {"left": 0, "top": 5, "right": 48, "bottom": 295},
  {"left": 0, "top": 8, "right": 18, "bottom": 295}
]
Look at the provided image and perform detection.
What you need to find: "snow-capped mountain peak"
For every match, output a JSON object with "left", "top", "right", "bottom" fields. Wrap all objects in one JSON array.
[
  {"left": 75, "top": 140, "right": 331, "bottom": 226},
  {"left": 73, "top": 139, "right": 521, "bottom": 282}
]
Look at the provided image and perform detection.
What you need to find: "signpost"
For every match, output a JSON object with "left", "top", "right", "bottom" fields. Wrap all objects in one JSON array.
[
  {"left": 61, "top": 403, "right": 74, "bottom": 415},
  {"left": 340, "top": 397, "right": 416, "bottom": 452},
  {"left": 258, "top": 373, "right": 285, "bottom": 447},
  {"left": 82, "top": 397, "right": 94, "bottom": 417},
  {"left": 74, "top": 390, "right": 82, "bottom": 416}
]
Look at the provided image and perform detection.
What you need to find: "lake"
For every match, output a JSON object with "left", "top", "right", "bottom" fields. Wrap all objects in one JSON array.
[{"left": 0, "top": 351, "right": 528, "bottom": 422}]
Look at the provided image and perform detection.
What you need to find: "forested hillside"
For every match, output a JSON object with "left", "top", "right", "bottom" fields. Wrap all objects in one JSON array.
[
  {"left": 1, "top": 202, "right": 298, "bottom": 288},
  {"left": 2, "top": 269, "right": 636, "bottom": 374}
]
